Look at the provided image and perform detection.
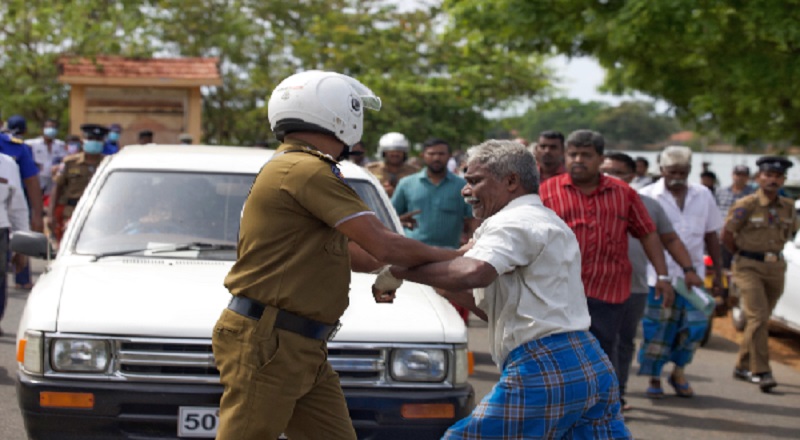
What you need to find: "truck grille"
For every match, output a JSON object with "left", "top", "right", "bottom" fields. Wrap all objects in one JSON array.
[{"left": 44, "top": 335, "right": 457, "bottom": 389}]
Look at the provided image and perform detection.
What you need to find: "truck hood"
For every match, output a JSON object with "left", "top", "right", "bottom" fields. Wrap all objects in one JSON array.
[{"left": 55, "top": 260, "right": 466, "bottom": 343}]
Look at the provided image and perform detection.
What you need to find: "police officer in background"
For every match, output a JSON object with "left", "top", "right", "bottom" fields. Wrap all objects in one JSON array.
[
  {"left": 723, "top": 156, "right": 798, "bottom": 392},
  {"left": 49, "top": 124, "right": 107, "bottom": 242},
  {"left": 213, "top": 70, "right": 461, "bottom": 440},
  {"left": 366, "top": 131, "right": 419, "bottom": 197}
]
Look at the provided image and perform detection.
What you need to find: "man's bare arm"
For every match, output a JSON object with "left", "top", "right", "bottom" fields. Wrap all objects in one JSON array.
[
  {"left": 391, "top": 257, "right": 498, "bottom": 292},
  {"left": 721, "top": 228, "right": 737, "bottom": 254},
  {"left": 348, "top": 241, "right": 383, "bottom": 273},
  {"left": 338, "top": 214, "right": 459, "bottom": 267},
  {"left": 640, "top": 231, "right": 675, "bottom": 307}
]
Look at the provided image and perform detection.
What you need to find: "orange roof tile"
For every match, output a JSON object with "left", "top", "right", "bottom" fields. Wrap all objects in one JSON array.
[{"left": 58, "top": 56, "right": 222, "bottom": 87}]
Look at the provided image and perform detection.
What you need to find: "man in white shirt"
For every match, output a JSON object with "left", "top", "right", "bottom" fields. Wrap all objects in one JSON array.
[
  {"left": 26, "top": 118, "right": 67, "bottom": 197},
  {"left": 0, "top": 152, "right": 31, "bottom": 335},
  {"left": 390, "top": 140, "right": 630, "bottom": 439},
  {"left": 638, "top": 146, "right": 724, "bottom": 398}
]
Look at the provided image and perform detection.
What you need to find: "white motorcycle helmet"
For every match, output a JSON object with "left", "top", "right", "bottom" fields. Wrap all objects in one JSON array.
[
  {"left": 377, "top": 132, "right": 410, "bottom": 158},
  {"left": 268, "top": 70, "right": 381, "bottom": 147}
]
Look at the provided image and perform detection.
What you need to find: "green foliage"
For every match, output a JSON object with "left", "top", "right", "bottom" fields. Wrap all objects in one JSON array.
[
  {"left": 0, "top": 0, "right": 154, "bottom": 134},
  {"left": 0, "top": 0, "right": 552, "bottom": 149},
  {"left": 501, "top": 98, "right": 678, "bottom": 149},
  {"left": 446, "top": 0, "right": 800, "bottom": 146}
]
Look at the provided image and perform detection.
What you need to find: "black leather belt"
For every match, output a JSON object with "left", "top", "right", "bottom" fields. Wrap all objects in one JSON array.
[
  {"left": 738, "top": 250, "right": 783, "bottom": 263},
  {"left": 227, "top": 296, "right": 341, "bottom": 341}
]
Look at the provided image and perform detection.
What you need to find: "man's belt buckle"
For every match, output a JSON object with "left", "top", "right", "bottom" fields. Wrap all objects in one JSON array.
[
  {"left": 327, "top": 321, "right": 342, "bottom": 341},
  {"left": 765, "top": 253, "right": 779, "bottom": 263}
]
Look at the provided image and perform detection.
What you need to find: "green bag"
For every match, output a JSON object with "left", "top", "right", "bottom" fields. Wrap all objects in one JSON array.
[{"left": 673, "top": 277, "right": 715, "bottom": 318}]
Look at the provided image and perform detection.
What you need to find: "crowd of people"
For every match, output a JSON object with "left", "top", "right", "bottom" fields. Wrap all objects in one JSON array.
[{"left": 345, "top": 122, "right": 795, "bottom": 426}]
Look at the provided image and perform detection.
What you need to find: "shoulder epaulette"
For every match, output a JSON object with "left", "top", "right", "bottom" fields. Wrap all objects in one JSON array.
[{"left": 10, "top": 137, "right": 23, "bottom": 144}]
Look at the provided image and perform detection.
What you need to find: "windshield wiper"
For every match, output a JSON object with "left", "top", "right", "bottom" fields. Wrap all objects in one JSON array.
[{"left": 91, "top": 242, "right": 236, "bottom": 261}]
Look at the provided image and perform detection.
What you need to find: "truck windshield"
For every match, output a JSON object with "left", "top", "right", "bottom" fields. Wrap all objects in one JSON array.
[{"left": 73, "top": 170, "right": 396, "bottom": 260}]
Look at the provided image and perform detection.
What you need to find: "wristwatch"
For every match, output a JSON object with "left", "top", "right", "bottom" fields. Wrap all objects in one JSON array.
[
  {"left": 657, "top": 275, "right": 671, "bottom": 282},
  {"left": 682, "top": 265, "right": 697, "bottom": 274}
]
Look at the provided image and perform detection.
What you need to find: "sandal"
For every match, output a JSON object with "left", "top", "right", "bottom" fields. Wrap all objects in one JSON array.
[
  {"left": 646, "top": 379, "right": 664, "bottom": 399},
  {"left": 668, "top": 375, "right": 694, "bottom": 398}
]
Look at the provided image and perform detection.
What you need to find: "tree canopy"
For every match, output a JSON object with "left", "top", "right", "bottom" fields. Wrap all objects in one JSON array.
[
  {"left": 0, "top": 0, "right": 552, "bottom": 150},
  {"left": 446, "top": 0, "right": 800, "bottom": 145}
]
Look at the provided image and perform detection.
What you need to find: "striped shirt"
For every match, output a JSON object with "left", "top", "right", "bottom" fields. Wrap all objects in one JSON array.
[{"left": 540, "top": 173, "right": 655, "bottom": 304}]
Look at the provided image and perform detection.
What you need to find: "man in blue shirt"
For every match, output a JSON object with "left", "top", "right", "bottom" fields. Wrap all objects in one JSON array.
[
  {"left": 103, "top": 123, "right": 122, "bottom": 154},
  {"left": 1, "top": 116, "right": 43, "bottom": 232},
  {"left": 392, "top": 138, "right": 480, "bottom": 322}
]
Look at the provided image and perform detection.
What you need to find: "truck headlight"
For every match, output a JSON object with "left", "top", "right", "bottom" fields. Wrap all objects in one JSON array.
[
  {"left": 21, "top": 330, "right": 44, "bottom": 374},
  {"left": 390, "top": 348, "right": 447, "bottom": 382},
  {"left": 51, "top": 339, "right": 110, "bottom": 373}
]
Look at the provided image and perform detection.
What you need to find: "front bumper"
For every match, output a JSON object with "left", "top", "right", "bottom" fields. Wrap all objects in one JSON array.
[{"left": 18, "top": 372, "right": 475, "bottom": 440}]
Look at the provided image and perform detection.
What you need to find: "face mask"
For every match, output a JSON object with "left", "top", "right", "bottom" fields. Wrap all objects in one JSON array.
[
  {"left": 67, "top": 142, "right": 81, "bottom": 154},
  {"left": 43, "top": 127, "right": 57, "bottom": 138},
  {"left": 108, "top": 132, "right": 120, "bottom": 142},
  {"left": 83, "top": 140, "right": 104, "bottom": 154}
]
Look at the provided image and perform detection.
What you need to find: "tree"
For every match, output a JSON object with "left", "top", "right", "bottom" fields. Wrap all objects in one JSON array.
[
  {"left": 445, "top": 0, "right": 800, "bottom": 145},
  {"left": 0, "top": 1, "right": 153, "bottom": 132}
]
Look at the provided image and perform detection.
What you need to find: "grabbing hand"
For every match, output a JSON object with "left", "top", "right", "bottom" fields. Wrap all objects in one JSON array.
[{"left": 374, "top": 265, "right": 403, "bottom": 291}]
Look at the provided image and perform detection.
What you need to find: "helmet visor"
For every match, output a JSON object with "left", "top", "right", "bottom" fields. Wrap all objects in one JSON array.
[{"left": 339, "top": 74, "right": 381, "bottom": 111}]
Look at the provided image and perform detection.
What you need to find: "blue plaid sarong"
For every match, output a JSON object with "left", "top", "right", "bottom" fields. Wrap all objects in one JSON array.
[
  {"left": 443, "top": 331, "right": 631, "bottom": 440},
  {"left": 637, "top": 286, "right": 709, "bottom": 377}
]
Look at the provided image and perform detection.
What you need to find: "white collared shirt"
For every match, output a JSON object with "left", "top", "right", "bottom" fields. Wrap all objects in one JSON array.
[
  {"left": 640, "top": 179, "right": 723, "bottom": 282},
  {"left": 27, "top": 136, "right": 67, "bottom": 195},
  {"left": 465, "top": 194, "right": 591, "bottom": 368},
  {"left": 0, "top": 153, "right": 30, "bottom": 231}
]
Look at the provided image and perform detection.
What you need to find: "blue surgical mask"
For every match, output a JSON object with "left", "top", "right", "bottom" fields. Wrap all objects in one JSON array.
[
  {"left": 43, "top": 127, "right": 57, "bottom": 138},
  {"left": 83, "top": 140, "right": 104, "bottom": 154},
  {"left": 108, "top": 132, "right": 120, "bottom": 142}
]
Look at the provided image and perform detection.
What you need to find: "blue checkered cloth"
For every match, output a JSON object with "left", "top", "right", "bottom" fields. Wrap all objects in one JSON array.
[
  {"left": 638, "top": 286, "right": 709, "bottom": 376},
  {"left": 443, "top": 331, "right": 631, "bottom": 439}
]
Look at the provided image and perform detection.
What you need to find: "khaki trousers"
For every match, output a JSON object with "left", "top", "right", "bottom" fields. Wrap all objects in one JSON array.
[
  {"left": 212, "top": 307, "right": 356, "bottom": 440},
  {"left": 732, "top": 256, "right": 786, "bottom": 374}
]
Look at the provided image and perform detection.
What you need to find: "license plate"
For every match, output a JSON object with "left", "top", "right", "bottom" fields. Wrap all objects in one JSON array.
[{"left": 178, "top": 407, "right": 219, "bottom": 438}]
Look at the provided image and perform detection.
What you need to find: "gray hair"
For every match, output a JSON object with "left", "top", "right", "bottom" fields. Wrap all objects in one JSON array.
[
  {"left": 466, "top": 140, "right": 539, "bottom": 194},
  {"left": 659, "top": 145, "right": 692, "bottom": 167},
  {"left": 566, "top": 129, "right": 605, "bottom": 155}
]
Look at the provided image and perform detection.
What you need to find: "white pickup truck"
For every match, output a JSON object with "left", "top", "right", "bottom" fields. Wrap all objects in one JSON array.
[{"left": 14, "top": 145, "right": 474, "bottom": 440}]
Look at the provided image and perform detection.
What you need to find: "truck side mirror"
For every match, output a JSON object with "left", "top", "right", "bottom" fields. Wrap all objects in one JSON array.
[{"left": 11, "top": 231, "right": 54, "bottom": 260}]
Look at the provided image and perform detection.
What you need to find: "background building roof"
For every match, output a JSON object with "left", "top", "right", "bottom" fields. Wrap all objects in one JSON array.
[{"left": 58, "top": 56, "right": 222, "bottom": 87}]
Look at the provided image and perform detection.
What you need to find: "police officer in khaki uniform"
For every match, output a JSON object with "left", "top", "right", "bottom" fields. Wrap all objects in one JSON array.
[
  {"left": 366, "top": 131, "right": 419, "bottom": 197},
  {"left": 212, "top": 71, "right": 461, "bottom": 440},
  {"left": 723, "top": 156, "right": 798, "bottom": 392},
  {"left": 49, "top": 123, "right": 107, "bottom": 241}
]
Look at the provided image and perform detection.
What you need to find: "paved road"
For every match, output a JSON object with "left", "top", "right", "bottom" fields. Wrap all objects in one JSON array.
[{"left": 2, "top": 261, "right": 799, "bottom": 439}]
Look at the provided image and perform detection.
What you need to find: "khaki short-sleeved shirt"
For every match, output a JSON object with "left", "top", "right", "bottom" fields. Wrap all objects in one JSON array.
[
  {"left": 725, "top": 189, "right": 798, "bottom": 253},
  {"left": 224, "top": 141, "right": 373, "bottom": 324},
  {"left": 54, "top": 152, "right": 101, "bottom": 218}
]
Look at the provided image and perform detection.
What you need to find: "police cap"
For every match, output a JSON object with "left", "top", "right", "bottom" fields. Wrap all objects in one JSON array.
[
  {"left": 80, "top": 123, "right": 109, "bottom": 139},
  {"left": 756, "top": 156, "right": 793, "bottom": 174},
  {"left": 6, "top": 115, "right": 27, "bottom": 134}
]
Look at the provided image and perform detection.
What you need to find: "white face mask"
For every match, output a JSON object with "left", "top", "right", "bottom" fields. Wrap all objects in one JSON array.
[{"left": 67, "top": 143, "right": 81, "bottom": 154}]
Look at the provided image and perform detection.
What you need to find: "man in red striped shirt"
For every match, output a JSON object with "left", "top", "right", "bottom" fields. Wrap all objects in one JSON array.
[{"left": 540, "top": 129, "right": 674, "bottom": 376}]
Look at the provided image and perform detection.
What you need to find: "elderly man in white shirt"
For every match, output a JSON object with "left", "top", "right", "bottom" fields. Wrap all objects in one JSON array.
[
  {"left": 390, "top": 140, "right": 630, "bottom": 439},
  {"left": 638, "top": 145, "right": 724, "bottom": 398},
  {"left": 0, "top": 152, "right": 31, "bottom": 335},
  {"left": 26, "top": 118, "right": 67, "bottom": 197}
]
